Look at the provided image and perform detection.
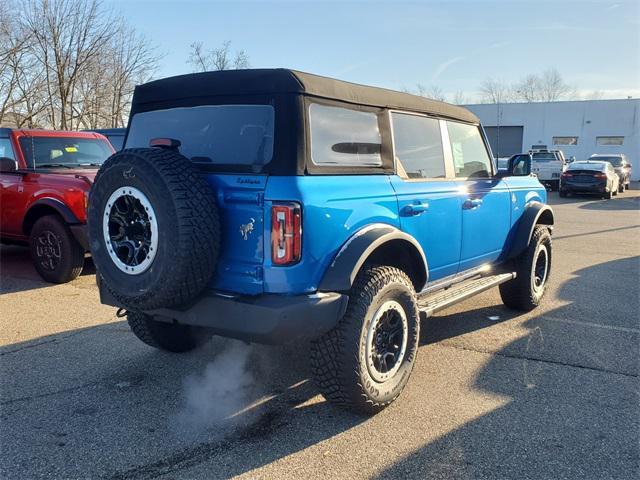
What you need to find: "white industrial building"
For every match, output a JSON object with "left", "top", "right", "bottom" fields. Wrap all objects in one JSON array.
[{"left": 466, "top": 99, "right": 639, "bottom": 181}]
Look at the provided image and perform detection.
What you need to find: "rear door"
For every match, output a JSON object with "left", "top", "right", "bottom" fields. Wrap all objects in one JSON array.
[
  {"left": 445, "top": 121, "right": 512, "bottom": 271},
  {"left": 389, "top": 112, "right": 461, "bottom": 281}
]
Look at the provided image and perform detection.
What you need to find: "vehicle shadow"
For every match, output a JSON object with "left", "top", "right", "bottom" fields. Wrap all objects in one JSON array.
[
  {"left": 377, "top": 255, "right": 639, "bottom": 479},
  {"left": 0, "top": 245, "right": 95, "bottom": 295}
]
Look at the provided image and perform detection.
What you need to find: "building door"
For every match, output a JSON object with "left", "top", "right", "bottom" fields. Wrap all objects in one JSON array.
[{"left": 484, "top": 126, "right": 524, "bottom": 158}]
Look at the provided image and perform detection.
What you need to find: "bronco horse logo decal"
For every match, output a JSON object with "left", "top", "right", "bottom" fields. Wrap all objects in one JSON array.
[{"left": 239, "top": 218, "right": 255, "bottom": 240}]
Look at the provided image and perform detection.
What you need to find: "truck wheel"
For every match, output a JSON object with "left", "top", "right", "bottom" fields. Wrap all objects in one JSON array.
[
  {"left": 500, "top": 225, "right": 552, "bottom": 311},
  {"left": 88, "top": 148, "right": 220, "bottom": 310},
  {"left": 311, "top": 266, "right": 420, "bottom": 414},
  {"left": 127, "top": 312, "right": 211, "bottom": 353},
  {"left": 29, "top": 215, "right": 84, "bottom": 283},
  {"left": 618, "top": 183, "right": 624, "bottom": 193}
]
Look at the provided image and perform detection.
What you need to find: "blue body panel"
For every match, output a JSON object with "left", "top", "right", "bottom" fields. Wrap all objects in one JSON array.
[
  {"left": 204, "top": 174, "right": 268, "bottom": 295},
  {"left": 205, "top": 172, "right": 546, "bottom": 297},
  {"left": 263, "top": 175, "right": 399, "bottom": 294},
  {"left": 457, "top": 178, "right": 513, "bottom": 271},
  {"left": 390, "top": 177, "right": 461, "bottom": 281}
]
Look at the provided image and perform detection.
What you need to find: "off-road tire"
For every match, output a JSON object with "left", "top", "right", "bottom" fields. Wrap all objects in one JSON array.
[
  {"left": 311, "top": 266, "right": 420, "bottom": 415},
  {"left": 30, "top": 215, "right": 84, "bottom": 283},
  {"left": 605, "top": 189, "right": 613, "bottom": 199},
  {"left": 88, "top": 148, "right": 220, "bottom": 310},
  {"left": 127, "top": 311, "right": 211, "bottom": 353},
  {"left": 618, "top": 182, "right": 624, "bottom": 193},
  {"left": 500, "top": 225, "right": 552, "bottom": 311}
]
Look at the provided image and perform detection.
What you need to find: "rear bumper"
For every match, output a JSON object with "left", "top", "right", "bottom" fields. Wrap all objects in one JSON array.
[
  {"left": 99, "top": 284, "right": 349, "bottom": 345},
  {"left": 560, "top": 182, "right": 607, "bottom": 194}
]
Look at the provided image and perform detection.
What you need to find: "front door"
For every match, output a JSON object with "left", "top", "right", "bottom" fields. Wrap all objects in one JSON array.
[
  {"left": 389, "top": 112, "right": 461, "bottom": 282},
  {"left": 0, "top": 137, "right": 24, "bottom": 237},
  {"left": 445, "top": 120, "right": 511, "bottom": 271}
]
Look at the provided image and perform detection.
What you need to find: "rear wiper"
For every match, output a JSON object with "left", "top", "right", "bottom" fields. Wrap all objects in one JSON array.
[{"left": 37, "top": 163, "right": 74, "bottom": 169}]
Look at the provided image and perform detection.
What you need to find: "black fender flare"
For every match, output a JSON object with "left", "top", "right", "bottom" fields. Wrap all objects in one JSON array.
[
  {"left": 23, "top": 197, "right": 81, "bottom": 233},
  {"left": 505, "top": 202, "right": 554, "bottom": 260},
  {"left": 318, "top": 224, "right": 429, "bottom": 292}
]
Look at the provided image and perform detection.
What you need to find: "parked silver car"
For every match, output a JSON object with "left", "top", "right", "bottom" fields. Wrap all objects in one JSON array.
[{"left": 589, "top": 154, "right": 632, "bottom": 192}]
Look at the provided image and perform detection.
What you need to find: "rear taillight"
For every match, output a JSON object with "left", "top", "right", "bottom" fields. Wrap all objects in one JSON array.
[
  {"left": 271, "top": 203, "right": 301, "bottom": 265},
  {"left": 561, "top": 172, "right": 572, "bottom": 178},
  {"left": 594, "top": 173, "right": 607, "bottom": 179}
]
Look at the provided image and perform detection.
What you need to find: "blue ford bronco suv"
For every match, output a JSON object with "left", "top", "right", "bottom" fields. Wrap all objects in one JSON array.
[{"left": 88, "top": 69, "right": 553, "bottom": 414}]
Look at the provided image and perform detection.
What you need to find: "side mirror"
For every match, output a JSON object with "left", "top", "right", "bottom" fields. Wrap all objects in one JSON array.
[
  {"left": 0, "top": 157, "right": 18, "bottom": 173},
  {"left": 508, "top": 155, "right": 532, "bottom": 176}
]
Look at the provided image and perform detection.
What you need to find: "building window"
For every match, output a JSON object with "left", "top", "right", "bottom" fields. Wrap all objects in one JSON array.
[
  {"left": 553, "top": 136, "right": 578, "bottom": 146},
  {"left": 596, "top": 136, "right": 624, "bottom": 146}
]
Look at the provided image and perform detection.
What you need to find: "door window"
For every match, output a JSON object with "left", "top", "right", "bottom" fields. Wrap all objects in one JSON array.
[
  {"left": 0, "top": 138, "right": 15, "bottom": 160},
  {"left": 447, "top": 122, "right": 493, "bottom": 178},
  {"left": 391, "top": 113, "right": 446, "bottom": 179}
]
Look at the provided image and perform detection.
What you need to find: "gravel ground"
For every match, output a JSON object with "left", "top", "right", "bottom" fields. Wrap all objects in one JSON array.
[{"left": 1, "top": 187, "right": 638, "bottom": 480}]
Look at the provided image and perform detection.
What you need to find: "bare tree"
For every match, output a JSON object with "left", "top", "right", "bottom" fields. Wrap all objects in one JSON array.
[
  {"left": 452, "top": 90, "right": 469, "bottom": 105},
  {"left": 478, "top": 78, "right": 514, "bottom": 104},
  {"left": 188, "top": 40, "right": 250, "bottom": 72},
  {"left": 1, "top": 0, "right": 159, "bottom": 129},
  {"left": 404, "top": 84, "right": 446, "bottom": 101},
  {"left": 515, "top": 74, "right": 542, "bottom": 102},
  {"left": 513, "top": 68, "right": 573, "bottom": 102},
  {"left": 539, "top": 68, "right": 573, "bottom": 101}
]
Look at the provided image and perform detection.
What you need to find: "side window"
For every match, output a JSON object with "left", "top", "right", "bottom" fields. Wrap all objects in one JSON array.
[
  {"left": 391, "top": 113, "right": 445, "bottom": 179},
  {"left": 309, "top": 103, "right": 382, "bottom": 167},
  {"left": 446, "top": 121, "right": 493, "bottom": 178},
  {"left": 0, "top": 138, "right": 15, "bottom": 160}
]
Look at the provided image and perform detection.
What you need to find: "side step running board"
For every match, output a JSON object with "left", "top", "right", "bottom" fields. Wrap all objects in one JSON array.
[{"left": 417, "top": 272, "right": 516, "bottom": 316}]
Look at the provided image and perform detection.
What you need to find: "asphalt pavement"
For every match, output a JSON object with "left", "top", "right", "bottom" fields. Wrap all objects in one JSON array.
[{"left": 1, "top": 187, "right": 638, "bottom": 479}]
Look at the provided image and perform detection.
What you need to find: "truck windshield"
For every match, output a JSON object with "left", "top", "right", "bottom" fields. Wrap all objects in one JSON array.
[
  {"left": 126, "top": 105, "right": 275, "bottom": 170},
  {"left": 19, "top": 137, "right": 113, "bottom": 169}
]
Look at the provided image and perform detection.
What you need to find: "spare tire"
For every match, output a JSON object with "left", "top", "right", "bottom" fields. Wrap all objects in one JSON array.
[{"left": 87, "top": 148, "right": 220, "bottom": 310}]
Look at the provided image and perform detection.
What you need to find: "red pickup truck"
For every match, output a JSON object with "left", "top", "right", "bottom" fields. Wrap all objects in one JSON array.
[{"left": 0, "top": 128, "right": 114, "bottom": 283}]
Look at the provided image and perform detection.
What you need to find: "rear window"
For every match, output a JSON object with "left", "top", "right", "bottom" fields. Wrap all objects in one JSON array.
[
  {"left": 19, "top": 137, "right": 113, "bottom": 168},
  {"left": 309, "top": 103, "right": 382, "bottom": 167},
  {"left": 568, "top": 162, "right": 605, "bottom": 171},
  {"left": 532, "top": 153, "right": 558, "bottom": 161},
  {"left": 593, "top": 156, "right": 622, "bottom": 166},
  {"left": 126, "top": 105, "right": 275, "bottom": 169}
]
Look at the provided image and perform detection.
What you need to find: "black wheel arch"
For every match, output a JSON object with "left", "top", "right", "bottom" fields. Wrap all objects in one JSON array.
[
  {"left": 23, "top": 198, "right": 80, "bottom": 235},
  {"left": 318, "top": 224, "right": 428, "bottom": 293},
  {"left": 505, "top": 202, "right": 554, "bottom": 261}
]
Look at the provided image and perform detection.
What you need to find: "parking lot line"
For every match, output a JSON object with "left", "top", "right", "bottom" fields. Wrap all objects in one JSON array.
[{"left": 538, "top": 314, "right": 640, "bottom": 334}]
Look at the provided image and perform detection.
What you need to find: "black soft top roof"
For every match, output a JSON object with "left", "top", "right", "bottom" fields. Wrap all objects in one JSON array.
[{"left": 132, "top": 68, "right": 479, "bottom": 124}]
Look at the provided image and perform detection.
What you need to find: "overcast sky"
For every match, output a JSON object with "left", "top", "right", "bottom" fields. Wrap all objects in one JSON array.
[{"left": 109, "top": 0, "right": 640, "bottom": 100}]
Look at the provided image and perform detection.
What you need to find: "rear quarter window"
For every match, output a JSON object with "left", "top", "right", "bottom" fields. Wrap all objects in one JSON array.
[{"left": 309, "top": 103, "right": 382, "bottom": 167}]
